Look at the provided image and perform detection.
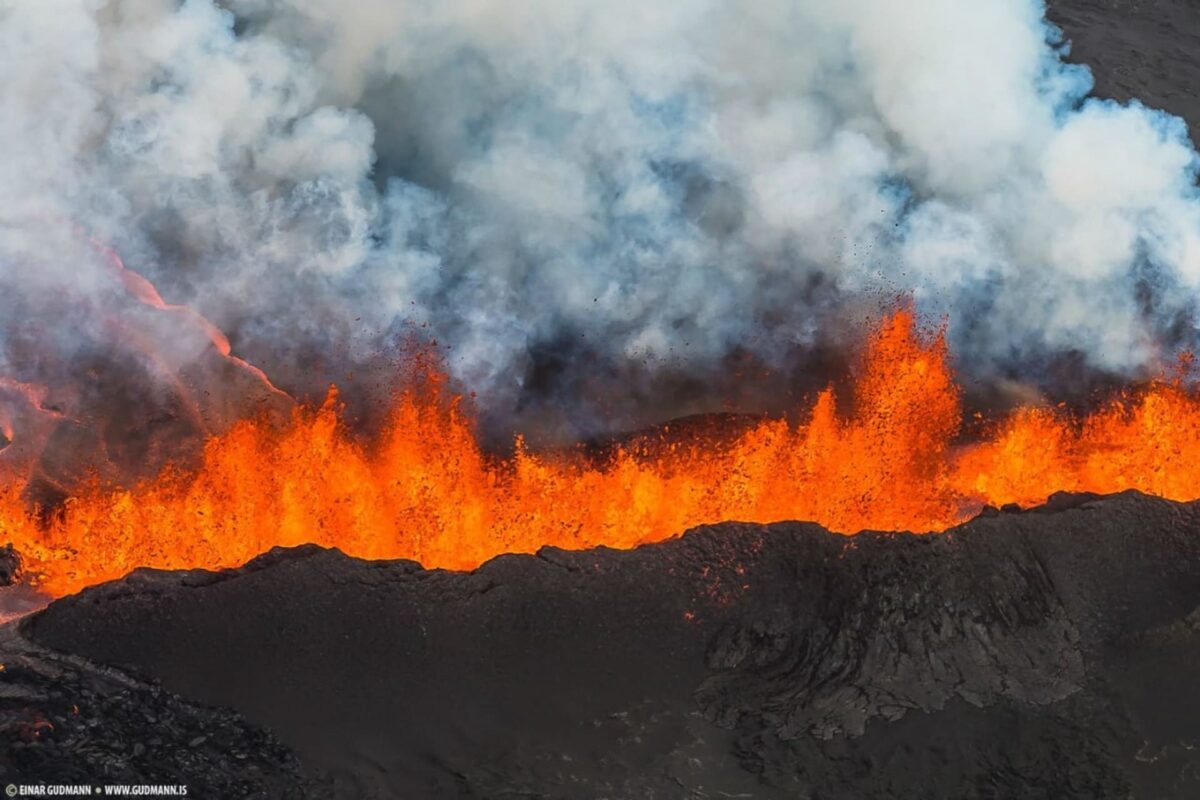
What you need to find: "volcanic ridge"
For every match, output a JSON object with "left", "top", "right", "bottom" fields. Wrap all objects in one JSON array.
[{"left": 0, "top": 491, "right": 1197, "bottom": 797}]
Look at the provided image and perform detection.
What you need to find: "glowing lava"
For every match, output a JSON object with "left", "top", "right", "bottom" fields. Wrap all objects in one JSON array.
[
  {"left": 92, "top": 239, "right": 290, "bottom": 405},
  {"left": 3, "top": 309, "right": 1200, "bottom": 597}
]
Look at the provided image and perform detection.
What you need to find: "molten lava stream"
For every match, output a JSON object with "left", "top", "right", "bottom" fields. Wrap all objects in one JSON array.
[{"left": 4, "top": 309, "right": 1200, "bottom": 597}]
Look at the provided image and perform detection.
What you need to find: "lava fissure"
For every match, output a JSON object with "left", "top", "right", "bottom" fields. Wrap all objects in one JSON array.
[{"left": 3, "top": 309, "right": 1200, "bottom": 597}]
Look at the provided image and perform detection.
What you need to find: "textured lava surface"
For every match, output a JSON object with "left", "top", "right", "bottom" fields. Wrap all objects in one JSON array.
[
  {"left": 0, "top": 624, "right": 318, "bottom": 797},
  {"left": 14, "top": 492, "right": 1200, "bottom": 798}
]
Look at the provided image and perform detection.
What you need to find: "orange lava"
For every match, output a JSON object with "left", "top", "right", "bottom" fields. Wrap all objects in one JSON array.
[{"left": 3, "top": 309, "right": 1200, "bottom": 596}]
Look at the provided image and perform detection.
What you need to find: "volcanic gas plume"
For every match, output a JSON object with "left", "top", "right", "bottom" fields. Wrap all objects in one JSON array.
[
  {"left": 5, "top": 0, "right": 1200, "bottom": 597},
  {"left": 5, "top": 0, "right": 1200, "bottom": 439}
]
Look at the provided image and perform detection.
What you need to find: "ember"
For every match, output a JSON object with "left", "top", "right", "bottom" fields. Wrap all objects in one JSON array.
[{"left": 2, "top": 309, "right": 1199, "bottom": 597}]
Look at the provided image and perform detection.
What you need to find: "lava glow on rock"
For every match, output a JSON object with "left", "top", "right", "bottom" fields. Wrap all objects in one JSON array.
[{"left": 3, "top": 308, "right": 1200, "bottom": 597}]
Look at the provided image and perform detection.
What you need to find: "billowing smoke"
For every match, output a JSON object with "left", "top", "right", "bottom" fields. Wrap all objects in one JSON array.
[{"left": 2, "top": 0, "right": 1200, "bottom": 454}]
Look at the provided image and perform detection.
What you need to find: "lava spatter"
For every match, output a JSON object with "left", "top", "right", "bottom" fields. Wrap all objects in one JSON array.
[{"left": 3, "top": 309, "right": 1200, "bottom": 596}]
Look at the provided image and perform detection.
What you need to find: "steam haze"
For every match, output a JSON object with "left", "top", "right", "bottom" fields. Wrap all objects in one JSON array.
[{"left": 3, "top": 0, "right": 1200, "bottom": 446}]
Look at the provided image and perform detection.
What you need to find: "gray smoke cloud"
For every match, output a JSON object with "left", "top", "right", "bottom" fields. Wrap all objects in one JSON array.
[{"left": 3, "top": 0, "right": 1200, "bottom": 447}]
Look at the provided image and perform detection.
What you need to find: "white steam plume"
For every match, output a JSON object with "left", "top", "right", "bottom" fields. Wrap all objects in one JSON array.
[{"left": 2, "top": 0, "right": 1200, "bottom": 441}]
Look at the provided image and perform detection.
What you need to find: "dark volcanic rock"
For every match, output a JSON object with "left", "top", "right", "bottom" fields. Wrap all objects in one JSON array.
[
  {"left": 0, "top": 546, "right": 18, "bottom": 588},
  {"left": 1049, "top": 0, "right": 1200, "bottom": 147},
  {"left": 0, "top": 624, "right": 324, "bottom": 797},
  {"left": 16, "top": 491, "right": 1200, "bottom": 798},
  {"left": 9, "top": 5, "right": 1200, "bottom": 797}
]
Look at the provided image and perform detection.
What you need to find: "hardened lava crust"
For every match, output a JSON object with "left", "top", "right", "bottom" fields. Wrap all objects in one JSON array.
[{"left": 7, "top": 491, "right": 1200, "bottom": 798}]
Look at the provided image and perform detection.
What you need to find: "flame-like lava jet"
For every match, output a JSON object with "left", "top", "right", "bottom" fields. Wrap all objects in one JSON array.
[
  {"left": 0, "top": 233, "right": 294, "bottom": 502},
  {"left": 3, "top": 309, "right": 1200, "bottom": 597},
  {"left": 91, "top": 240, "right": 289, "bottom": 406},
  {"left": 0, "top": 378, "right": 69, "bottom": 486}
]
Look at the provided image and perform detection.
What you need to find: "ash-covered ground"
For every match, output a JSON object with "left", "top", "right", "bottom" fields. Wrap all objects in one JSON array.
[{"left": 1, "top": 491, "right": 1199, "bottom": 798}]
